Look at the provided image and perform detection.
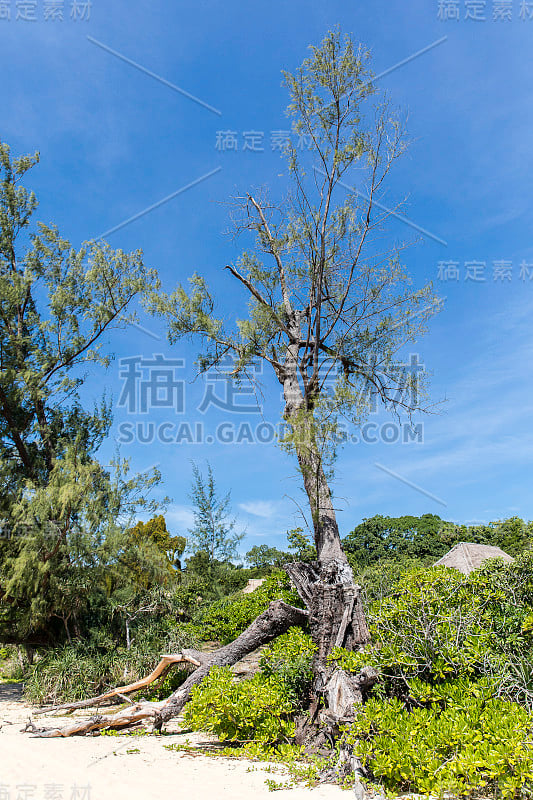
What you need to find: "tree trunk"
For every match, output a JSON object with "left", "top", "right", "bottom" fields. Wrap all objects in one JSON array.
[
  {"left": 283, "top": 399, "right": 375, "bottom": 722},
  {"left": 286, "top": 560, "right": 374, "bottom": 722},
  {"left": 294, "top": 427, "right": 346, "bottom": 563}
]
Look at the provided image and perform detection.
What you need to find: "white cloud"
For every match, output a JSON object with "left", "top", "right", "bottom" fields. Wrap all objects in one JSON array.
[
  {"left": 165, "top": 504, "right": 195, "bottom": 530},
  {"left": 239, "top": 500, "right": 278, "bottom": 519}
]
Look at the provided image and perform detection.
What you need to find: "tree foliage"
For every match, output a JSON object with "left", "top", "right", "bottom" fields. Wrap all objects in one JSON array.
[
  {"left": 124, "top": 515, "right": 186, "bottom": 588},
  {"left": 286, "top": 527, "right": 317, "bottom": 562},
  {"left": 187, "top": 462, "right": 244, "bottom": 565},
  {"left": 343, "top": 513, "right": 457, "bottom": 567},
  {"left": 0, "top": 141, "right": 160, "bottom": 645},
  {"left": 342, "top": 513, "right": 532, "bottom": 569},
  {"left": 148, "top": 29, "right": 441, "bottom": 558},
  {"left": 245, "top": 544, "right": 288, "bottom": 570}
]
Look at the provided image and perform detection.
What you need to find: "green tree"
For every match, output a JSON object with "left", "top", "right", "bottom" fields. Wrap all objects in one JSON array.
[
  {"left": 125, "top": 515, "right": 186, "bottom": 587},
  {"left": 184, "top": 550, "right": 252, "bottom": 598},
  {"left": 342, "top": 514, "right": 456, "bottom": 567},
  {"left": 286, "top": 527, "right": 317, "bottom": 563},
  {"left": 245, "top": 544, "right": 288, "bottom": 571},
  {"left": 187, "top": 463, "right": 244, "bottom": 566},
  {"left": 470, "top": 517, "right": 532, "bottom": 557},
  {"left": 0, "top": 142, "right": 159, "bottom": 646},
  {"left": 148, "top": 30, "right": 441, "bottom": 722}
]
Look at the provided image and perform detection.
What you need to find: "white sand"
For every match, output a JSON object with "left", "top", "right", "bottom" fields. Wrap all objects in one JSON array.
[{"left": 0, "top": 684, "right": 349, "bottom": 800}]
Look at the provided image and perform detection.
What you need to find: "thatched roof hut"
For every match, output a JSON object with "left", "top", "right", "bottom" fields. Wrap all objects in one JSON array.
[{"left": 434, "top": 542, "right": 514, "bottom": 575}]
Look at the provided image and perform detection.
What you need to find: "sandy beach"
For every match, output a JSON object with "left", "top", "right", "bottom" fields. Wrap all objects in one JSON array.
[{"left": 0, "top": 683, "right": 349, "bottom": 800}]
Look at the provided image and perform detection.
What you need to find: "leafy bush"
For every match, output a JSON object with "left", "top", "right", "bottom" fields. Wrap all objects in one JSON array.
[
  {"left": 260, "top": 627, "right": 316, "bottom": 707},
  {"left": 194, "top": 570, "right": 302, "bottom": 644},
  {"left": 183, "top": 666, "right": 296, "bottom": 744},
  {"left": 182, "top": 627, "right": 314, "bottom": 749},
  {"left": 353, "top": 557, "right": 429, "bottom": 605},
  {"left": 345, "top": 678, "right": 533, "bottom": 798},
  {"left": 332, "top": 558, "right": 533, "bottom": 704},
  {"left": 326, "top": 557, "right": 533, "bottom": 796}
]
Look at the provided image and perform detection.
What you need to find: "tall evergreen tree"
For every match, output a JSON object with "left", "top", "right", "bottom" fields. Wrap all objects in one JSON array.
[
  {"left": 187, "top": 463, "right": 244, "bottom": 565},
  {"left": 148, "top": 29, "right": 441, "bottom": 719},
  {"left": 0, "top": 142, "right": 159, "bottom": 645}
]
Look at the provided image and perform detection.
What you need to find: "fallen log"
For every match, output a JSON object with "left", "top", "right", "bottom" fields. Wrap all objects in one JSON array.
[{"left": 27, "top": 599, "right": 309, "bottom": 737}]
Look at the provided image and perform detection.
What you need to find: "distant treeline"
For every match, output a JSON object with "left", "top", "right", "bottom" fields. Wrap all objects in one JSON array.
[
  {"left": 341, "top": 514, "right": 531, "bottom": 567},
  {"left": 246, "top": 515, "right": 532, "bottom": 572}
]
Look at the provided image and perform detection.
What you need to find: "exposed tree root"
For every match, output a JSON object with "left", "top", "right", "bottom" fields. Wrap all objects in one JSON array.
[{"left": 26, "top": 599, "right": 309, "bottom": 737}]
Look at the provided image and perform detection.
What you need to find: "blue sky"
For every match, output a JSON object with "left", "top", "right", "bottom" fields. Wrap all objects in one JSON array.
[{"left": 3, "top": 0, "right": 533, "bottom": 553}]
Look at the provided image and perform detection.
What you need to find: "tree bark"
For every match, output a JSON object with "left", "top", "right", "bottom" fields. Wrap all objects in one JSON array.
[
  {"left": 286, "top": 560, "right": 374, "bottom": 721},
  {"left": 282, "top": 395, "right": 375, "bottom": 721},
  {"left": 296, "top": 444, "right": 346, "bottom": 563}
]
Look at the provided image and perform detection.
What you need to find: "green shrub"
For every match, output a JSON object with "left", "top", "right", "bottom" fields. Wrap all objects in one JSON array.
[
  {"left": 331, "top": 560, "right": 533, "bottom": 705},
  {"left": 182, "top": 628, "right": 314, "bottom": 749},
  {"left": 353, "top": 557, "right": 429, "bottom": 605},
  {"left": 24, "top": 645, "right": 127, "bottom": 704},
  {"left": 346, "top": 678, "right": 533, "bottom": 798},
  {"left": 184, "top": 666, "right": 296, "bottom": 744},
  {"left": 259, "top": 627, "right": 315, "bottom": 707},
  {"left": 326, "top": 559, "right": 533, "bottom": 796},
  {"left": 195, "top": 570, "right": 302, "bottom": 645}
]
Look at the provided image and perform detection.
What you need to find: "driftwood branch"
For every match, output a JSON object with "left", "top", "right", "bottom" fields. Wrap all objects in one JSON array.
[
  {"left": 35, "top": 652, "right": 201, "bottom": 715},
  {"left": 27, "top": 600, "right": 308, "bottom": 737},
  {"left": 23, "top": 700, "right": 166, "bottom": 738}
]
